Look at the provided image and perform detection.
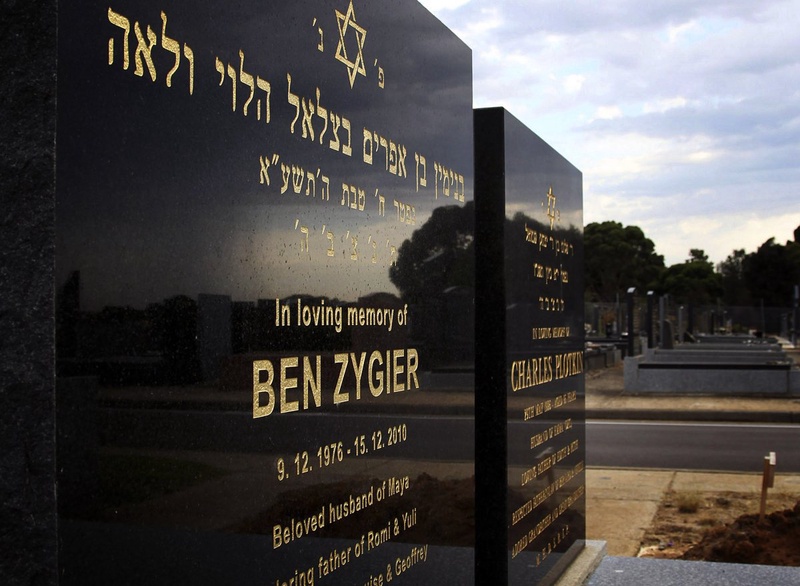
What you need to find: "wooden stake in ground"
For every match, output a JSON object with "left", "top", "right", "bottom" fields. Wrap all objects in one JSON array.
[{"left": 759, "top": 451, "right": 776, "bottom": 522}]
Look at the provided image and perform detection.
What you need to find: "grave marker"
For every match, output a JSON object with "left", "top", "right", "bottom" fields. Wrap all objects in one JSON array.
[
  {"left": 56, "top": 2, "right": 474, "bottom": 583},
  {"left": 474, "top": 107, "right": 586, "bottom": 585}
]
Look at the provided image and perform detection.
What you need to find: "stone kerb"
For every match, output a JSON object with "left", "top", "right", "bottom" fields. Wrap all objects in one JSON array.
[{"left": 647, "top": 349, "right": 791, "bottom": 364}]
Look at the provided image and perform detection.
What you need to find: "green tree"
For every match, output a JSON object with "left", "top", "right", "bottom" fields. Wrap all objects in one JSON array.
[
  {"left": 742, "top": 232, "right": 800, "bottom": 307},
  {"left": 584, "top": 221, "right": 664, "bottom": 301},
  {"left": 718, "top": 249, "right": 750, "bottom": 305},
  {"left": 689, "top": 249, "right": 709, "bottom": 263},
  {"left": 658, "top": 250, "right": 723, "bottom": 305}
]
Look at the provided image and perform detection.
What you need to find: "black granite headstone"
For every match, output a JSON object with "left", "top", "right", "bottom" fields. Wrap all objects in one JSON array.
[
  {"left": 0, "top": 3, "right": 58, "bottom": 583},
  {"left": 56, "top": 2, "right": 474, "bottom": 584},
  {"left": 474, "top": 108, "right": 586, "bottom": 585}
]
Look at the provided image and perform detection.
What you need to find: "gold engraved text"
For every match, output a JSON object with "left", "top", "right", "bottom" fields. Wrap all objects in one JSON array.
[
  {"left": 253, "top": 348, "right": 420, "bottom": 418},
  {"left": 511, "top": 352, "right": 584, "bottom": 392}
]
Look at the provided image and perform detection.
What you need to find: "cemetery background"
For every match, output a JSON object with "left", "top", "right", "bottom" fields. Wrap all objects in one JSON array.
[
  {"left": 583, "top": 221, "right": 800, "bottom": 341},
  {"left": 584, "top": 364, "right": 800, "bottom": 563},
  {"left": 581, "top": 219, "right": 800, "bottom": 568}
]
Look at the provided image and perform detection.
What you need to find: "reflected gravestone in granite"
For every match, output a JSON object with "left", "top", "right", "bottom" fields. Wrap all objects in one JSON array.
[
  {"left": 474, "top": 108, "right": 586, "bottom": 585},
  {"left": 56, "top": 2, "right": 474, "bottom": 584}
]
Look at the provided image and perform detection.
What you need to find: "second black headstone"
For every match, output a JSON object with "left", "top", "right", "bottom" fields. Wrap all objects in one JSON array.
[{"left": 475, "top": 107, "right": 586, "bottom": 585}]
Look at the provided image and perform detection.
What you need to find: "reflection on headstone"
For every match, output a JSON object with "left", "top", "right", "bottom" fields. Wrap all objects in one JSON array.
[{"left": 57, "top": 1, "right": 474, "bottom": 584}]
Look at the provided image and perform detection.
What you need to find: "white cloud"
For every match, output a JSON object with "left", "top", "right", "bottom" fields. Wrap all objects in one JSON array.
[
  {"left": 593, "top": 106, "right": 623, "bottom": 120},
  {"left": 684, "top": 150, "right": 718, "bottom": 163},
  {"left": 643, "top": 96, "right": 688, "bottom": 114},
  {"left": 563, "top": 74, "right": 586, "bottom": 94},
  {"left": 667, "top": 20, "right": 697, "bottom": 43},
  {"left": 419, "top": 0, "right": 472, "bottom": 13},
  {"left": 649, "top": 211, "right": 800, "bottom": 267},
  {"left": 419, "top": 0, "right": 800, "bottom": 266}
]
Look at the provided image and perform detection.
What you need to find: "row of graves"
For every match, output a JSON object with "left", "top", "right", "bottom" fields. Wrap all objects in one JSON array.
[
  {"left": 55, "top": 1, "right": 585, "bottom": 585},
  {"left": 625, "top": 331, "right": 800, "bottom": 395}
]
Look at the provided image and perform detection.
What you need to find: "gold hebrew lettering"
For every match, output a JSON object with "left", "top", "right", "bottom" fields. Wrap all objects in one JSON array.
[
  {"left": 183, "top": 45, "right": 194, "bottom": 94},
  {"left": 306, "top": 170, "right": 316, "bottom": 197},
  {"left": 301, "top": 97, "right": 315, "bottom": 140},
  {"left": 374, "top": 190, "right": 386, "bottom": 216},
  {"left": 160, "top": 12, "right": 180, "bottom": 87},
  {"left": 379, "top": 136, "right": 389, "bottom": 169},
  {"left": 256, "top": 76, "right": 270, "bottom": 122},
  {"left": 215, "top": 56, "right": 225, "bottom": 84},
  {"left": 369, "top": 236, "right": 377, "bottom": 263},
  {"left": 258, "top": 155, "right": 279, "bottom": 187},
  {"left": 316, "top": 88, "right": 328, "bottom": 143},
  {"left": 329, "top": 114, "right": 341, "bottom": 151},
  {"left": 320, "top": 175, "right": 330, "bottom": 201},
  {"left": 281, "top": 163, "right": 291, "bottom": 194},
  {"left": 363, "top": 128, "right": 373, "bottom": 165},
  {"left": 397, "top": 145, "right": 407, "bottom": 178},
  {"left": 415, "top": 153, "right": 427, "bottom": 191},
  {"left": 326, "top": 230, "right": 335, "bottom": 256},
  {"left": 133, "top": 22, "right": 157, "bottom": 81},
  {"left": 341, "top": 117, "right": 352, "bottom": 156},
  {"left": 107, "top": 8, "right": 130, "bottom": 69},
  {"left": 314, "top": 17, "right": 324, "bottom": 52},
  {"left": 239, "top": 50, "right": 255, "bottom": 116},
  {"left": 291, "top": 166, "right": 304, "bottom": 194},
  {"left": 227, "top": 64, "right": 237, "bottom": 111},
  {"left": 259, "top": 156, "right": 270, "bottom": 185},
  {"left": 389, "top": 141, "right": 398, "bottom": 175},
  {"left": 287, "top": 73, "right": 300, "bottom": 134}
]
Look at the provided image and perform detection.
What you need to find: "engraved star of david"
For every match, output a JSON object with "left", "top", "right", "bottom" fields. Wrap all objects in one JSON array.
[{"left": 335, "top": 0, "right": 367, "bottom": 88}]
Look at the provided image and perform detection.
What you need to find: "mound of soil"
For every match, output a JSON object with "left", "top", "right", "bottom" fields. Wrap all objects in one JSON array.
[
  {"left": 639, "top": 491, "right": 799, "bottom": 561},
  {"left": 681, "top": 501, "right": 800, "bottom": 566}
]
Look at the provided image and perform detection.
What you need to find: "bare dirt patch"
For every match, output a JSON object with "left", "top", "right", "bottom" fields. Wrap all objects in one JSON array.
[{"left": 638, "top": 490, "right": 799, "bottom": 564}]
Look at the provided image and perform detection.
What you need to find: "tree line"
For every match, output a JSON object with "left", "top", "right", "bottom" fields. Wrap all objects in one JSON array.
[
  {"left": 585, "top": 221, "right": 800, "bottom": 307},
  {"left": 383, "top": 203, "right": 798, "bottom": 309}
]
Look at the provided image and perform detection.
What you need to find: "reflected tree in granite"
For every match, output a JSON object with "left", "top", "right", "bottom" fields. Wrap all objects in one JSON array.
[
  {"left": 390, "top": 202, "right": 475, "bottom": 367},
  {"left": 389, "top": 202, "right": 475, "bottom": 304}
]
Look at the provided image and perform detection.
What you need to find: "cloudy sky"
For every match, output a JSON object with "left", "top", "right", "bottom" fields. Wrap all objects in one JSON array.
[{"left": 418, "top": 0, "right": 800, "bottom": 267}]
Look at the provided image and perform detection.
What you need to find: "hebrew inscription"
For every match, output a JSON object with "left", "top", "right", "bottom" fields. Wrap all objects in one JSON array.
[{"left": 58, "top": 3, "right": 474, "bottom": 585}]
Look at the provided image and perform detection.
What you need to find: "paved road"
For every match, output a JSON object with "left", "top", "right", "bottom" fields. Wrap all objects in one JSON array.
[
  {"left": 97, "top": 408, "right": 800, "bottom": 473},
  {"left": 98, "top": 409, "right": 474, "bottom": 460},
  {"left": 585, "top": 420, "right": 800, "bottom": 473}
]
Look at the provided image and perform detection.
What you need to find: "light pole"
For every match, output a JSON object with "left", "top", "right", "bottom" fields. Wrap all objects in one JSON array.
[{"left": 626, "top": 287, "right": 636, "bottom": 357}]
